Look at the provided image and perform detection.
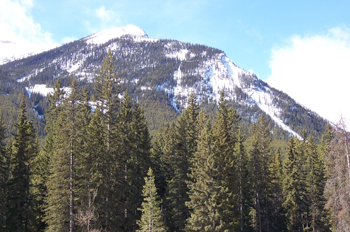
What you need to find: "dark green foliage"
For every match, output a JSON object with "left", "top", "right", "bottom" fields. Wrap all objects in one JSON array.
[
  {"left": 137, "top": 168, "right": 166, "bottom": 232},
  {"left": 165, "top": 95, "right": 199, "bottom": 232},
  {"left": 0, "top": 114, "right": 9, "bottom": 231},
  {"left": 186, "top": 110, "right": 223, "bottom": 231},
  {"left": 282, "top": 138, "right": 303, "bottom": 231},
  {"left": 7, "top": 91, "right": 39, "bottom": 231},
  {"left": 305, "top": 136, "right": 328, "bottom": 231},
  {"left": 45, "top": 77, "right": 83, "bottom": 232},
  {"left": 0, "top": 45, "right": 340, "bottom": 232},
  {"left": 234, "top": 129, "right": 253, "bottom": 232}
]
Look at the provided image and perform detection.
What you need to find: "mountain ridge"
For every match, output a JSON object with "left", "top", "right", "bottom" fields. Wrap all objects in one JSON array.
[{"left": 0, "top": 25, "right": 328, "bottom": 140}]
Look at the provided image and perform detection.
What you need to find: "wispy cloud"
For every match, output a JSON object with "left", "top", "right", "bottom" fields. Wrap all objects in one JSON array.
[
  {"left": 0, "top": 0, "right": 59, "bottom": 60},
  {"left": 266, "top": 26, "right": 350, "bottom": 127},
  {"left": 84, "top": 5, "right": 123, "bottom": 34},
  {"left": 95, "top": 6, "right": 114, "bottom": 23}
]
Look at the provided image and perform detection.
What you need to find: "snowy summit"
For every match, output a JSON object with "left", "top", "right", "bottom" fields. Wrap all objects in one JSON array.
[{"left": 84, "top": 24, "right": 149, "bottom": 45}]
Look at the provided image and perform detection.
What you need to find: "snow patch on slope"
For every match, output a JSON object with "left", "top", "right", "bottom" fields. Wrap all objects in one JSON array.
[
  {"left": 166, "top": 49, "right": 195, "bottom": 61},
  {"left": 25, "top": 84, "right": 70, "bottom": 97},
  {"left": 166, "top": 52, "right": 302, "bottom": 138},
  {"left": 245, "top": 87, "right": 303, "bottom": 139},
  {"left": 17, "top": 68, "right": 45, "bottom": 82}
]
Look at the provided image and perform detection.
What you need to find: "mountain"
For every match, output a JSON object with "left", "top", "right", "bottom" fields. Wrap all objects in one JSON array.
[
  {"left": 0, "top": 39, "right": 59, "bottom": 65},
  {"left": 0, "top": 25, "right": 328, "bottom": 140}
]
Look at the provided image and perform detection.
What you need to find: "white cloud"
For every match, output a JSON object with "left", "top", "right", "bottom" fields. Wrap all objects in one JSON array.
[
  {"left": 95, "top": 6, "right": 113, "bottom": 22},
  {"left": 84, "top": 6, "right": 123, "bottom": 34},
  {"left": 266, "top": 26, "right": 350, "bottom": 127},
  {"left": 0, "top": 0, "right": 59, "bottom": 63}
]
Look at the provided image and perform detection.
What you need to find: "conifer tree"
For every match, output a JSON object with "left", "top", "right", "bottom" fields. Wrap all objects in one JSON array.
[
  {"left": 269, "top": 149, "right": 287, "bottom": 231},
  {"left": 166, "top": 113, "right": 191, "bottom": 232},
  {"left": 249, "top": 125, "right": 263, "bottom": 232},
  {"left": 211, "top": 92, "right": 238, "bottom": 231},
  {"left": 137, "top": 168, "right": 166, "bottom": 232},
  {"left": 45, "top": 77, "right": 82, "bottom": 232},
  {"left": 165, "top": 95, "right": 199, "bottom": 231},
  {"left": 0, "top": 114, "right": 9, "bottom": 231},
  {"left": 7, "top": 91, "right": 38, "bottom": 231},
  {"left": 186, "top": 110, "right": 224, "bottom": 231},
  {"left": 249, "top": 114, "right": 274, "bottom": 232},
  {"left": 31, "top": 149, "right": 49, "bottom": 231},
  {"left": 234, "top": 128, "right": 252, "bottom": 232},
  {"left": 82, "top": 105, "right": 105, "bottom": 231},
  {"left": 129, "top": 101, "right": 152, "bottom": 229},
  {"left": 115, "top": 92, "right": 143, "bottom": 230},
  {"left": 283, "top": 137, "right": 303, "bottom": 231},
  {"left": 150, "top": 128, "right": 167, "bottom": 201},
  {"left": 93, "top": 48, "right": 123, "bottom": 231},
  {"left": 305, "top": 135, "right": 328, "bottom": 231}
]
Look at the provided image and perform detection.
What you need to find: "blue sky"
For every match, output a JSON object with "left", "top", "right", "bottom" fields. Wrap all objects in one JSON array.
[{"left": 1, "top": 0, "right": 350, "bottom": 126}]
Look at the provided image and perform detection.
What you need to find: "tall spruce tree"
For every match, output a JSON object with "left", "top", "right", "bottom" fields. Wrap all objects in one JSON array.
[
  {"left": 211, "top": 92, "right": 238, "bottom": 231},
  {"left": 234, "top": 128, "right": 252, "bottom": 232},
  {"left": 129, "top": 101, "right": 152, "bottom": 230},
  {"left": 94, "top": 48, "right": 123, "bottom": 231},
  {"left": 45, "top": 77, "right": 83, "bottom": 232},
  {"left": 305, "top": 135, "right": 328, "bottom": 231},
  {"left": 165, "top": 95, "right": 199, "bottom": 232},
  {"left": 249, "top": 114, "right": 275, "bottom": 232},
  {"left": 7, "top": 91, "right": 38, "bottom": 231},
  {"left": 250, "top": 124, "right": 263, "bottom": 232},
  {"left": 0, "top": 114, "right": 9, "bottom": 231},
  {"left": 269, "top": 149, "right": 287, "bottom": 231},
  {"left": 137, "top": 168, "right": 166, "bottom": 232},
  {"left": 283, "top": 137, "right": 303, "bottom": 231},
  {"left": 186, "top": 110, "right": 224, "bottom": 231},
  {"left": 82, "top": 105, "right": 105, "bottom": 231}
]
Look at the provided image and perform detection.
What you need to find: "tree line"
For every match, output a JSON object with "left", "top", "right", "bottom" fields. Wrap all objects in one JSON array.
[{"left": 0, "top": 50, "right": 349, "bottom": 231}]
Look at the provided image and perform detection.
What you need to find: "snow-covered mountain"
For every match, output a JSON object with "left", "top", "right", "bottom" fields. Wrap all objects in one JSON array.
[
  {"left": 0, "top": 25, "right": 328, "bottom": 139},
  {"left": 0, "top": 39, "right": 59, "bottom": 65}
]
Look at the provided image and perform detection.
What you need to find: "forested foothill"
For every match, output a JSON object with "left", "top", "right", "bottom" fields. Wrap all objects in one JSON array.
[{"left": 0, "top": 50, "right": 349, "bottom": 232}]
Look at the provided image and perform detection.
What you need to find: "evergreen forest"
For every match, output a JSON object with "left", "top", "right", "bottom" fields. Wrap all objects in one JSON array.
[{"left": 1, "top": 50, "right": 350, "bottom": 232}]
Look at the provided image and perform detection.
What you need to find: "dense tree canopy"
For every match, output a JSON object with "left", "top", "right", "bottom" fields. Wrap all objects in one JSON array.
[{"left": 0, "top": 51, "right": 346, "bottom": 232}]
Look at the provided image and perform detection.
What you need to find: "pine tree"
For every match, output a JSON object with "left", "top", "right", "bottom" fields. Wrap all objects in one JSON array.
[
  {"left": 211, "top": 92, "right": 238, "bottom": 231},
  {"left": 129, "top": 101, "right": 152, "bottom": 229},
  {"left": 165, "top": 95, "right": 199, "bottom": 232},
  {"left": 234, "top": 128, "right": 252, "bottom": 232},
  {"left": 249, "top": 125, "right": 263, "bottom": 232},
  {"left": 150, "top": 129, "right": 167, "bottom": 201},
  {"left": 137, "top": 168, "right": 166, "bottom": 232},
  {"left": 186, "top": 110, "right": 224, "bottom": 231},
  {"left": 82, "top": 105, "right": 105, "bottom": 231},
  {"left": 94, "top": 48, "right": 123, "bottom": 231},
  {"left": 0, "top": 114, "right": 9, "bottom": 231},
  {"left": 269, "top": 149, "right": 287, "bottom": 231},
  {"left": 305, "top": 135, "right": 328, "bottom": 231},
  {"left": 31, "top": 148, "right": 49, "bottom": 231},
  {"left": 45, "top": 77, "right": 82, "bottom": 232},
  {"left": 115, "top": 92, "right": 149, "bottom": 231},
  {"left": 7, "top": 91, "right": 38, "bottom": 231},
  {"left": 283, "top": 137, "right": 303, "bottom": 231},
  {"left": 249, "top": 114, "right": 276, "bottom": 232},
  {"left": 166, "top": 113, "right": 191, "bottom": 232}
]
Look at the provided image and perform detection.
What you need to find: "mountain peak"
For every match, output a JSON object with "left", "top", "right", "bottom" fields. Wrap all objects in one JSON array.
[{"left": 84, "top": 24, "right": 148, "bottom": 45}]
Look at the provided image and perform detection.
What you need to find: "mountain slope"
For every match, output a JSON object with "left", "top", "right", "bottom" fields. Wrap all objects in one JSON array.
[{"left": 0, "top": 25, "right": 328, "bottom": 140}]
